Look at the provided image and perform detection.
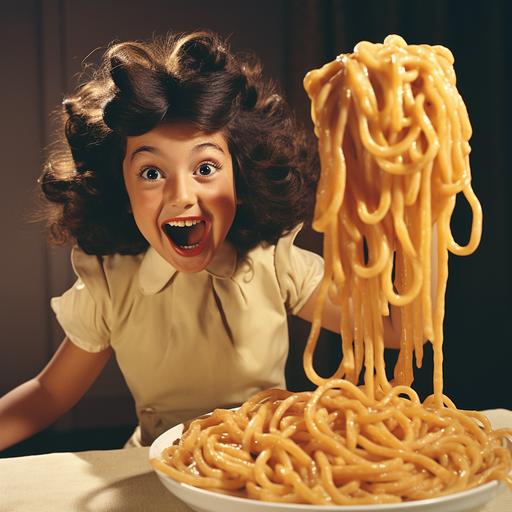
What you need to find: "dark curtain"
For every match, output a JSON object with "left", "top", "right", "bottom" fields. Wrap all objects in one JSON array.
[{"left": 283, "top": 0, "right": 512, "bottom": 410}]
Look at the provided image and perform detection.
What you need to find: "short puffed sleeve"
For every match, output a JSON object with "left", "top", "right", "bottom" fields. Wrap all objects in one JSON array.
[
  {"left": 274, "top": 227, "right": 325, "bottom": 315},
  {"left": 50, "top": 248, "right": 111, "bottom": 352}
]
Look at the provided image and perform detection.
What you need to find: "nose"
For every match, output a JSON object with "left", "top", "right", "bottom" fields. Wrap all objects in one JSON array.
[{"left": 165, "top": 173, "right": 196, "bottom": 210}]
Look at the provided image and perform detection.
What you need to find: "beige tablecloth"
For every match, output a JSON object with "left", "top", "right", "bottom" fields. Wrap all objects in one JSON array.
[{"left": 1, "top": 409, "right": 511, "bottom": 512}]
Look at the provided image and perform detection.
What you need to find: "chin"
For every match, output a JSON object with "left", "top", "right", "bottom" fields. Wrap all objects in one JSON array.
[
  {"left": 173, "top": 261, "right": 210, "bottom": 274},
  {"left": 166, "top": 248, "right": 214, "bottom": 274}
]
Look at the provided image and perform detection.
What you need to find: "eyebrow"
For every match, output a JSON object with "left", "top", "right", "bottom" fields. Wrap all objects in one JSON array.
[{"left": 129, "top": 141, "right": 225, "bottom": 162}]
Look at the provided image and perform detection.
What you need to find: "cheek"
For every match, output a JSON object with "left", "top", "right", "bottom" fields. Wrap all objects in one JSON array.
[
  {"left": 215, "top": 194, "right": 237, "bottom": 224},
  {"left": 129, "top": 189, "right": 161, "bottom": 213},
  {"left": 208, "top": 181, "right": 237, "bottom": 225},
  {"left": 129, "top": 190, "right": 163, "bottom": 236}
]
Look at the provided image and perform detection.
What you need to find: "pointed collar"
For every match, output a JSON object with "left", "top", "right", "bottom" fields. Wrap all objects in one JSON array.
[{"left": 138, "top": 242, "right": 238, "bottom": 295}]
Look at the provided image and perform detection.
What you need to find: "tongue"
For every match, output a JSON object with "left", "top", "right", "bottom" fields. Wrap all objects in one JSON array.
[
  {"left": 187, "top": 222, "right": 205, "bottom": 245},
  {"left": 167, "top": 221, "right": 206, "bottom": 247}
]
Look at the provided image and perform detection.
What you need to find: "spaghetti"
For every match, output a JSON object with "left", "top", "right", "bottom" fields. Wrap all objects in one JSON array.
[{"left": 151, "top": 35, "right": 512, "bottom": 504}]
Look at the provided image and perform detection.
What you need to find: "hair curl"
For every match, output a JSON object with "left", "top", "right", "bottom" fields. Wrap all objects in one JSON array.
[{"left": 40, "top": 31, "right": 319, "bottom": 256}]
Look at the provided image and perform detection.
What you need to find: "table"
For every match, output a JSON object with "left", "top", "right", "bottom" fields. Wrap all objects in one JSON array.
[
  {"left": 1, "top": 409, "right": 511, "bottom": 512},
  {"left": 0, "top": 446, "right": 190, "bottom": 512}
]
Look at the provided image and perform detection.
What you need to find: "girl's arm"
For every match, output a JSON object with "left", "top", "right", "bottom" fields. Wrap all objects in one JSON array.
[
  {"left": 296, "top": 229, "right": 439, "bottom": 349},
  {"left": 0, "top": 337, "right": 112, "bottom": 451},
  {"left": 296, "top": 289, "right": 401, "bottom": 348}
]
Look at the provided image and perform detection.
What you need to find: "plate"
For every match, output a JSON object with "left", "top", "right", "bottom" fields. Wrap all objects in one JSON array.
[{"left": 149, "top": 422, "right": 507, "bottom": 512}]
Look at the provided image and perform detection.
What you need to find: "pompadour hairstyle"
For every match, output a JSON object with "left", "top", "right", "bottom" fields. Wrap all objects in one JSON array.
[{"left": 40, "top": 31, "right": 319, "bottom": 256}]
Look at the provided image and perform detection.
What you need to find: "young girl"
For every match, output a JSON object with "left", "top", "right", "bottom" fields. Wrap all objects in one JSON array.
[{"left": 0, "top": 31, "right": 399, "bottom": 450}]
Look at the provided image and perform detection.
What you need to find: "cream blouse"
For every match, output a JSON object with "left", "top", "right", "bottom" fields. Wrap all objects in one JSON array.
[{"left": 51, "top": 229, "right": 324, "bottom": 445}]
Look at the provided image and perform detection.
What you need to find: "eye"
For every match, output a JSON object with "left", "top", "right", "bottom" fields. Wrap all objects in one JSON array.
[
  {"left": 194, "top": 162, "right": 220, "bottom": 177},
  {"left": 140, "top": 167, "right": 163, "bottom": 180}
]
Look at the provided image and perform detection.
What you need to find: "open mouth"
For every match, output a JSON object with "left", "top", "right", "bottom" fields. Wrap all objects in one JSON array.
[{"left": 162, "top": 217, "right": 210, "bottom": 255}]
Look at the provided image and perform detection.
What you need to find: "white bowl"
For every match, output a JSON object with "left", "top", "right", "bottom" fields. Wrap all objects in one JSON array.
[{"left": 149, "top": 422, "right": 507, "bottom": 512}]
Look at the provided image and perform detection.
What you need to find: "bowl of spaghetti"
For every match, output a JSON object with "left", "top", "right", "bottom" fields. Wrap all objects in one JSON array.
[
  {"left": 150, "top": 33, "right": 512, "bottom": 511},
  {"left": 148, "top": 399, "right": 509, "bottom": 512}
]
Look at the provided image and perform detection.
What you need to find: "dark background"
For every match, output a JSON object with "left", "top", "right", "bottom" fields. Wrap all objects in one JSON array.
[{"left": 1, "top": 0, "right": 510, "bottom": 457}]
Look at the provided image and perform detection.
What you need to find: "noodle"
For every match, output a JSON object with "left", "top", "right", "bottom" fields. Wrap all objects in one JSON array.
[{"left": 151, "top": 35, "right": 512, "bottom": 504}]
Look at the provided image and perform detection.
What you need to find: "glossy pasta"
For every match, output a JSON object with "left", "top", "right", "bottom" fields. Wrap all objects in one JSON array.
[{"left": 151, "top": 35, "right": 512, "bottom": 504}]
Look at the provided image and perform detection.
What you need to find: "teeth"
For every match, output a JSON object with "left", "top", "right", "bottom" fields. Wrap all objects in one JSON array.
[
  {"left": 166, "top": 219, "right": 202, "bottom": 227},
  {"left": 181, "top": 243, "right": 200, "bottom": 250}
]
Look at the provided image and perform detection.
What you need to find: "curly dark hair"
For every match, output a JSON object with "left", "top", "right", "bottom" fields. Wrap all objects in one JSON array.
[{"left": 40, "top": 31, "right": 319, "bottom": 256}]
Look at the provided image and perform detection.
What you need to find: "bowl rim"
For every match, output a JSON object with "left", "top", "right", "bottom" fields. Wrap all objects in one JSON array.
[{"left": 149, "top": 422, "right": 505, "bottom": 511}]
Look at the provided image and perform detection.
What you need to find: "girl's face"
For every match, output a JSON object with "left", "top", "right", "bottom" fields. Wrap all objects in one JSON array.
[{"left": 123, "top": 122, "right": 237, "bottom": 273}]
